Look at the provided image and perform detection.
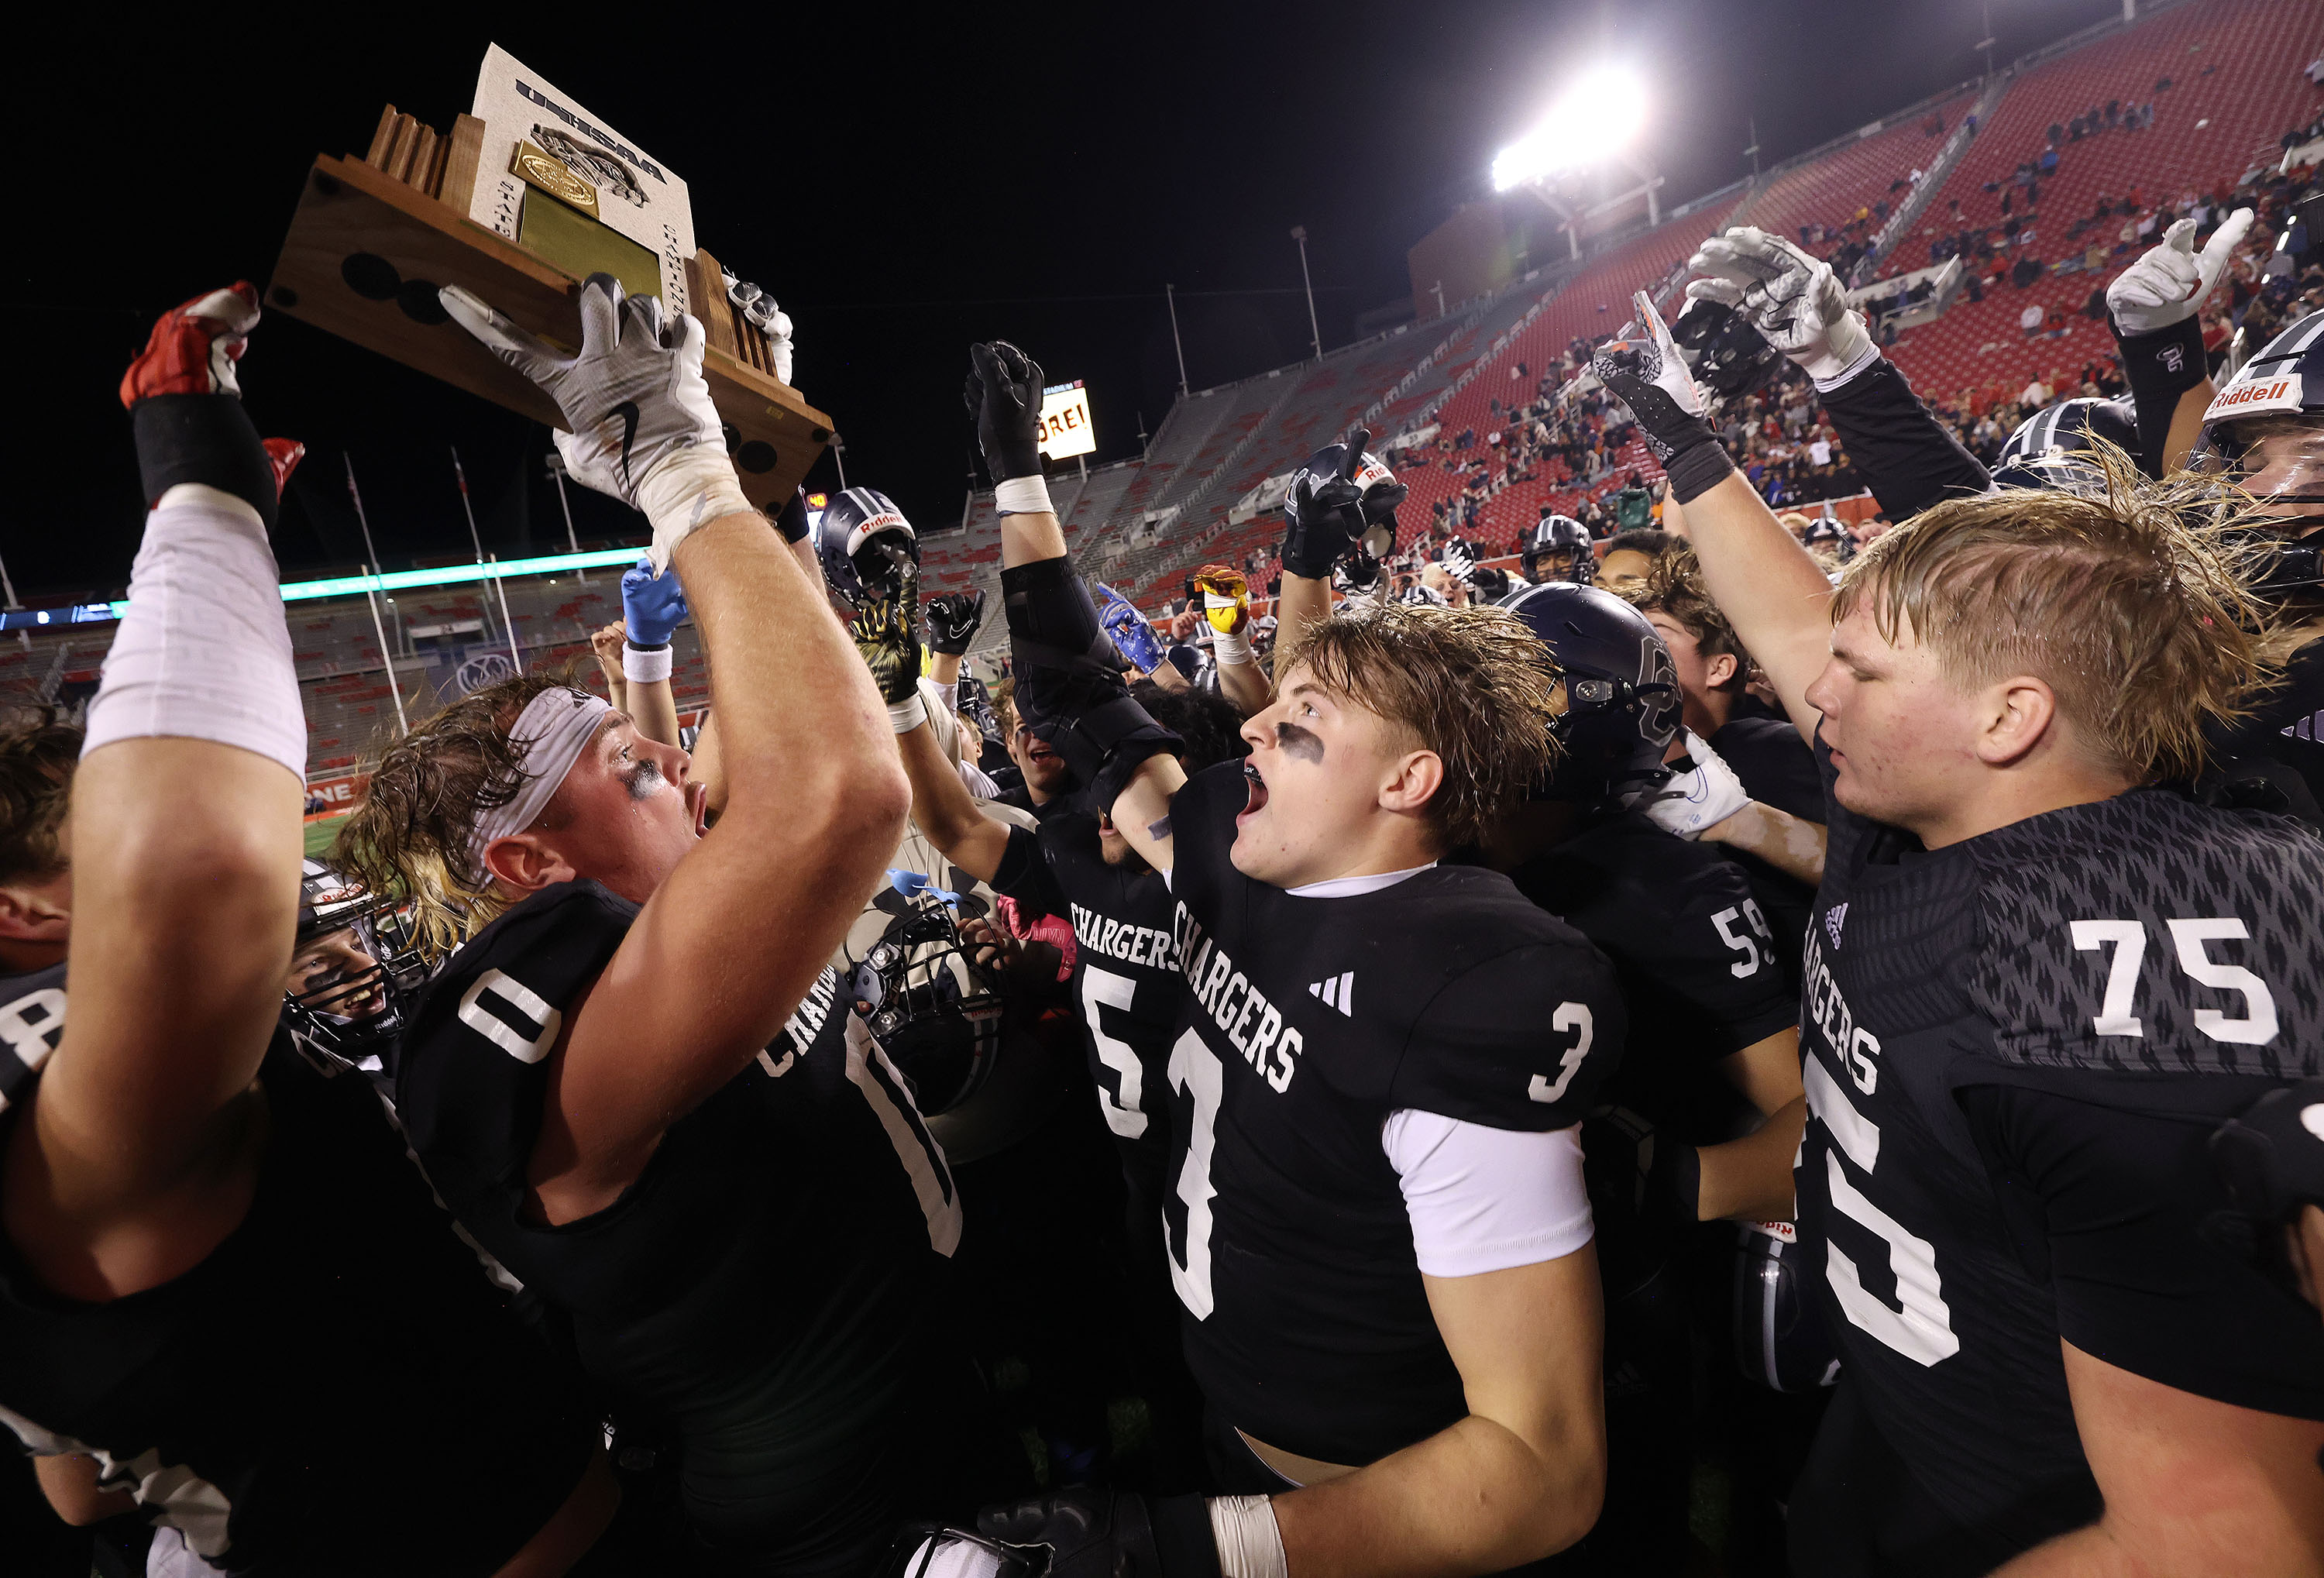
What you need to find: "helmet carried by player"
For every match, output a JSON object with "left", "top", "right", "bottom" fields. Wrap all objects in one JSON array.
[
  {"left": 1501, "top": 581, "right": 1681, "bottom": 804},
  {"left": 1530, "top": 514, "right": 1593, "bottom": 584},
  {"left": 815, "top": 486, "right": 920, "bottom": 606},
  {"left": 281, "top": 859, "right": 427, "bottom": 1079},
  {"left": 1990, "top": 396, "right": 2141, "bottom": 493},
  {"left": 2189, "top": 310, "right": 2324, "bottom": 519},
  {"left": 844, "top": 872, "right": 1006, "bottom": 1116},
  {"left": 1669, "top": 294, "right": 1787, "bottom": 406},
  {"left": 1284, "top": 434, "right": 1406, "bottom": 578}
]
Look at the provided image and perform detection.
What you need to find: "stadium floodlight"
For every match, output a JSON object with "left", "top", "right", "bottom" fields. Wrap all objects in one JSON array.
[{"left": 1490, "top": 67, "right": 1648, "bottom": 191}]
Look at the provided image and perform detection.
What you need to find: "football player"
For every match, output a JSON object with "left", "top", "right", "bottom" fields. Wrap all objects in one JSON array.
[
  {"left": 1486, "top": 582, "right": 1810, "bottom": 1571},
  {"left": 1525, "top": 511, "right": 1594, "bottom": 585},
  {"left": 1595, "top": 291, "right": 2323, "bottom": 1576},
  {"left": 0, "top": 290, "right": 612, "bottom": 1573},
  {"left": 958, "top": 345, "right": 1625, "bottom": 1577},
  {"left": 341, "top": 273, "right": 988, "bottom": 1572}
]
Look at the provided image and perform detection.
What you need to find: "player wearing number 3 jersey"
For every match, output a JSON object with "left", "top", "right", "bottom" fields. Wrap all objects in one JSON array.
[
  {"left": 1593, "top": 300, "right": 2324, "bottom": 1578},
  {"left": 956, "top": 339, "right": 1625, "bottom": 1578}
]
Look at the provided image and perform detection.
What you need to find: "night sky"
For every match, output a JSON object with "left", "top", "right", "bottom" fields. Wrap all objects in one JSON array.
[{"left": 15, "top": 0, "right": 2124, "bottom": 598}]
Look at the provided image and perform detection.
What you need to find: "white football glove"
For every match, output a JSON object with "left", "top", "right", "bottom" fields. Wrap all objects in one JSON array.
[
  {"left": 1441, "top": 540, "right": 1477, "bottom": 583},
  {"left": 1686, "top": 227, "right": 1875, "bottom": 389},
  {"left": 440, "top": 274, "right": 748, "bottom": 572},
  {"left": 1631, "top": 728, "right": 1751, "bottom": 838},
  {"left": 2105, "top": 208, "right": 2254, "bottom": 337}
]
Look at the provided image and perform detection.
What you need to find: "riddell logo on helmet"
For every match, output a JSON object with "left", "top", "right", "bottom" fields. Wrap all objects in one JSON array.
[{"left": 2205, "top": 374, "right": 2300, "bottom": 420}]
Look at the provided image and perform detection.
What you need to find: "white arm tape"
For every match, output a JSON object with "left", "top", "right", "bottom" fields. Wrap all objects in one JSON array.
[
  {"left": 1383, "top": 1112, "right": 1593, "bottom": 1277},
  {"left": 993, "top": 475, "right": 1054, "bottom": 516},
  {"left": 632, "top": 446, "right": 754, "bottom": 576},
  {"left": 889, "top": 693, "right": 930, "bottom": 734},
  {"left": 1212, "top": 624, "right": 1254, "bottom": 667},
  {"left": 1208, "top": 1496, "right": 1287, "bottom": 1578},
  {"left": 84, "top": 485, "right": 305, "bottom": 782},
  {"left": 622, "top": 643, "right": 673, "bottom": 683}
]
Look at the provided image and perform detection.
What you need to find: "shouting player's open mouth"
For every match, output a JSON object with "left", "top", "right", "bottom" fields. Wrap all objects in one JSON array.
[{"left": 1236, "top": 760, "right": 1269, "bottom": 830}]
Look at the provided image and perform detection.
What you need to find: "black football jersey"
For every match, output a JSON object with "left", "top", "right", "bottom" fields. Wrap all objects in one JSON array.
[
  {"left": 1794, "top": 738, "right": 2324, "bottom": 1557},
  {"left": 1160, "top": 763, "right": 1626, "bottom": 1466},
  {"left": 0, "top": 959, "right": 66, "bottom": 1112},
  {"left": 0, "top": 975, "right": 595, "bottom": 1576},
  {"left": 993, "top": 813, "right": 1181, "bottom": 1202},
  {"left": 394, "top": 881, "right": 960, "bottom": 1540},
  {"left": 1509, "top": 811, "right": 1796, "bottom": 1136}
]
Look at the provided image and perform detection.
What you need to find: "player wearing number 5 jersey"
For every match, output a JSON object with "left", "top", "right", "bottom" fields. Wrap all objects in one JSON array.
[
  {"left": 339, "top": 275, "right": 982, "bottom": 1576},
  {"left": 952, "top": 341, "right": 1624, "bottom": 1578},
  {"left": 1594, "top": 297, "right": 2324, "bottom": 1577}
]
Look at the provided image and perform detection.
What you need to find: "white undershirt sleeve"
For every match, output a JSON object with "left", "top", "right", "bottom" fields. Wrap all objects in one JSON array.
[{"left": 1382, "top": 1111, "right": 1593, "bottom": 1278}]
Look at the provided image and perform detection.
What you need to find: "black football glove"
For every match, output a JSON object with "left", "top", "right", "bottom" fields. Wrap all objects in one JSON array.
[
  {"left": 1001, "top": 555, "right": 1182, "bottom": 811},
  {"left": 1282, "top": 425, "right": 1406, "bottom": 579},
  {"left": 1589, "top": 292, "right": 1737, "bottom": 506},
  {"left": 927, "top": 588, "right": 988, "bottom": 655},
  {"left": 978, "top": 1489, "right": 1222, "bottom": 1578},
  {"left": 965, "top": 340, "right": 1046, "bottom": 484},
  {"left": 849, "top": 546, "right": 923, "bottom": 706},
  {"left": 774, "top": 485, "right": 812, "bottom": 545}
]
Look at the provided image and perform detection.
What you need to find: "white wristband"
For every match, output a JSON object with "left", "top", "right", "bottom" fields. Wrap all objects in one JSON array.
[
  {"left": 993, "top": 475, "right": 1054, "bottom": 516},
  {"left": 1207, "top": 1497, "right": 1287, "bottom": 1578},
  {"left": 622, "top": 643, "right": 672, "bottom": 683},
  {"left": 889, "top": 693, "right": 930, "bottom": 734},
  {"left": 1212, "top": 624, "right": 1254, "bottom": 667}
]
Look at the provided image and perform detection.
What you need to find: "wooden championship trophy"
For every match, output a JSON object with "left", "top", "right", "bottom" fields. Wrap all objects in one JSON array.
[{"left": 267, "top": 66, "right": 829, "bottom": 511}]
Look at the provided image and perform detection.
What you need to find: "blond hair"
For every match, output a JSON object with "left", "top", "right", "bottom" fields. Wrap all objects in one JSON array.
[
  {"left": 1293, "top": 601, "right": 1558, "bottom": 849},
  {"left": 1830, "top": 442, "right": 2280, "bottom": 784},
  {"left": 333, "top": 669, "right": 583, "bottom": 959}
]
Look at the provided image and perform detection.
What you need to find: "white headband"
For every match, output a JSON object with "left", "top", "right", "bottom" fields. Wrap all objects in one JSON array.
[{"left": 468, "top": 688, "right": 613, "bottom": 881}]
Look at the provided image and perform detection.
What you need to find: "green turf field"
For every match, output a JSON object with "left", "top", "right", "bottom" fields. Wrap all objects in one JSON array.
[{"left": 304, "top": 814, "right": 349, "bottom": 858}]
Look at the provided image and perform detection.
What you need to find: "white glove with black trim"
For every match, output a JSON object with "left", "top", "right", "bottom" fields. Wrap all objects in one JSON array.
[
  {"left": 1631, "top": 728, "right": 1751, "bottom": 838},
  {"left": 2105, "top": 208, "right": 2254, "bottom": 337},
  {"left": 441, "top": 273, "right": 748, "bottom": 572},
  {"left": 1686, "top": 227, "right": 1875, "bottom": 388}
]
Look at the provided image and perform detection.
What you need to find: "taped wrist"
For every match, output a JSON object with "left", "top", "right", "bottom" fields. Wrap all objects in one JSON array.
[
  {"left": 1150, "top": 1494, "right": 1226, "bottom": 1578},
  {"left": 1205, "top": 1497, "right": 1286, "bottom": 1578},
  {"left": 888, "top": 692, "right": 930, "bottom": 734},
  {"left": 1662, "top": 434, "right": 1738, "bottom": 506},
  {"left": 1212, "top": 624, "right": 1254, "bottom": 667},
  {"left": 634, "top": 445, "right": 754, "bottom": 574},
  {"left": 994, "top": 474, "right": 1054, "bottom": 516},
  {"left": 621, "top": 642, "right": 672, "bottom": 683},
  {"left": 132, "top": 394, "right": 280, "bottom": 530},
  {"left": 84, "top": 487, "right": 305, "bottom": 780},
  {"left": 2110, "top": 312, "right": 2207, "bottom": 478}
]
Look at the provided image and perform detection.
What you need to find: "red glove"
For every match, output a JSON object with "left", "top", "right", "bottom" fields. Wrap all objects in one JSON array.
[{"left": 120, "top": 282, "right": 261, "bottom": 407}]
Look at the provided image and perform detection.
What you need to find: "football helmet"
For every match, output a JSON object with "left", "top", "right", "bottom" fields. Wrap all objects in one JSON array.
[
  {"left": 1668, "top": 294, "right": 1787, "bottom": 406},
  {"left": 815, "top": 486, "right": 920, "bottom": 606},
  {"left": 1284, "top": 433, "right": 1406, "bottom": 578},
  {"left": 844, "top": 872, "right": 1005, "bottom": 1116},
  {"left": 1990, "top": 395, "right": 2141, "bottom": 493},
  {"left": 1528, "top": 514, "right": 1594, "bottom": 583},
  {"left": 2189, "top": 310, "right": 2324, "bottom": 519},
  {"left": 281, "top": 860, "right": 427, "bottom": 1079},
  {"left": 1503, "top": 581, "right": 1681, "bottom": 804}
]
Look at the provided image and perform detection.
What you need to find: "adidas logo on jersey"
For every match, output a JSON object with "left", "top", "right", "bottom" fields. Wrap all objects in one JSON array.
[
  {"left": 1824, "top": 903, "right": 1849, "bottom": 951},
  {"left": 1308, "top": 971, "right": 1355, "bottom": 1015}
]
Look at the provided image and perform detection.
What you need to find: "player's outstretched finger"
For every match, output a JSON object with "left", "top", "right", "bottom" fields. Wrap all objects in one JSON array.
[
  {"left": 576, "top": 273, "right": 627, "bottom": 354},
  {"left": 438, "top": 285, "right": 562, "bottom": 382}
]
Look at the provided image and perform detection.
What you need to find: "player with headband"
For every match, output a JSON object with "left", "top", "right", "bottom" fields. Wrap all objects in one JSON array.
[{"left": 338, "top": 271, "right": 1003, "bottom": 1571}]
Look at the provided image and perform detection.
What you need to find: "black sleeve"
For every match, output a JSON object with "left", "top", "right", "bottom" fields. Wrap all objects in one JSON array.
[
  {"left": 1817, "top": 353, "right": 1991, "bottom": 521},
  {"left": 990, "top": 823, "right": 1070, "bottom": 920},
  {"left": 1714, "top": 719, "right": 1826, "bottom": 825},
  {"left": 2108, "top": 312, "right": 2207, "bottom": 479},
  {"left": 1959, "top": 1081, "right": 2324, "bottom": 1421}
]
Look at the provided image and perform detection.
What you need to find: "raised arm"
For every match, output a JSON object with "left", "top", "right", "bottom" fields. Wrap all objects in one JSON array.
[
  {"left": 1192, "top": 564, "right": 1272, "bottom": 716},
  {"left": 2106, "top": 211, "right": 2253, "bottom": 476},
  {"left": 1591, "top": 295, "right": 1834, "bottom": 739},
  {"left": 4, "top": 284, "right": 308, "bottom": 1301},
  {"left": 971, "top": 340, "right": 1184, "bottom": 867},
  {"left": 442, "top": 274, "right": 907, "bottom": 1202},
  {"left": 617, "top": 559, "right": 686, "bottom": 748}
]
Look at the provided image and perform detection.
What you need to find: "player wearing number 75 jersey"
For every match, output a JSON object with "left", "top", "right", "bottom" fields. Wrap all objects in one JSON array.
[
  {"left": 339, "top": 275, "right": 985, "bottom": 1574},
  {"left": 1593, "top": 294, "right": 2324, "bottom": 1578},
  {"left": 940, "top": 340, "right": 1624, "bottom": 1578}
]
